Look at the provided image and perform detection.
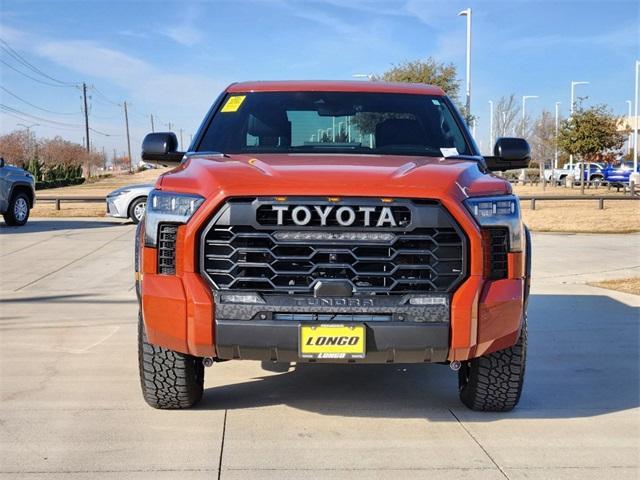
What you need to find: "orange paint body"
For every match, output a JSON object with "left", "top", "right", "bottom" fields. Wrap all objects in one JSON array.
[{"left": 139, "top": 81, "right": 526, "bottom": 362}]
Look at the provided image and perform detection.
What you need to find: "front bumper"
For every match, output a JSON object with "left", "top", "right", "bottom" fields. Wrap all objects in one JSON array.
[
  {"left": 106, "top": 196, "right": 127, "bottom": 218},
  {"left": 215, "top": 320, "right": 449, "bottom": 363}
]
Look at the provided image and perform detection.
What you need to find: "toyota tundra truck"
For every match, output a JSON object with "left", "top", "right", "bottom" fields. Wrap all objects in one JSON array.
[{"left": 136, "top": 81, "right": 532, "bottom": 412}]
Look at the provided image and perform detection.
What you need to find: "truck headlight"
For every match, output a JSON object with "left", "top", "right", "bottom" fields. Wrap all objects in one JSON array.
[
  {"left": 464, "top": 195, "right": 524, "bottom": 252},
  {"left": 144, "top": 190, "right": 204, "bottom": 247}
]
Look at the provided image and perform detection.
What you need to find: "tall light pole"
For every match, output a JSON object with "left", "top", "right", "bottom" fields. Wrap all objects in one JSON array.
[
  {"left": 570, "top": 80, "right": 589, "bottom": 114},
  {"left": 569, "top": 81, "right": 589, "bottom": 167},
  {"left": 501, "top": 111, "right": 507, "bottom": 136},
  {"left": 626, "top": 100, "right": 633, "bottom": 154},
  {"left": 489, "top": 100, "right": 494, "bottom": 150},
  {"left": 554, "top": 102, "right": 561, "bottom": 169},
  {"left": 521, "top": 95, "right": 538, "bottom": 137},
  {"left": 633, "top": 60, "right": 639, "bottom": 180},
  {"left": 458, "top": 8, "right": 472, "bottom": 121}
]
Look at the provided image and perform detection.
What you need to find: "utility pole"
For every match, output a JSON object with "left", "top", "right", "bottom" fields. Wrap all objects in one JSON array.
[
  {"left": 82, "top": 82, "right": 90, "bottom": 177},
  {"left": 179, "top": 128, "right": 184, "bottom": 150},
  {"left": 150, "top": 114, "right": 155, "bottom": 133},
  {"left": 82, "top": 83, "right": 90, "bottom": 152},
  {"left": 124, "top": 101, "right": 132, "bottom": 174}
]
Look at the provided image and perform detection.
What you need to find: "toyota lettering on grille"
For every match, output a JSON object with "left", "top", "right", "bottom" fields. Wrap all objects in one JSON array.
[{"left": 269, "top": 205, "right": 406, "bottom": 227}]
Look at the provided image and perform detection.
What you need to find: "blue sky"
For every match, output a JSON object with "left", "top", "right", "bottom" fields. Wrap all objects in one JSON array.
[{"left": 1, "top": 0, "right": 638, "bottom": 159}]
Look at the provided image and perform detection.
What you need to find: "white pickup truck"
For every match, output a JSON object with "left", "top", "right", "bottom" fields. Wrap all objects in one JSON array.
[{"left": 543, "top": 162, "right": 605, "bottom": 186}]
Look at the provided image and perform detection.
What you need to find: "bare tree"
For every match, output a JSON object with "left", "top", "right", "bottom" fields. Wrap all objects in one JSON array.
[{"left": 493, "top": 94, "right": 534, "bottom": 140}]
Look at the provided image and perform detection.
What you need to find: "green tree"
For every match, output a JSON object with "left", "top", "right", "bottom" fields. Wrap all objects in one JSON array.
[
  {"left": 377, "top": 58, "right": 461, "bottom": 106},
  {"left": 353, "top": 58, "right": 468, "bottom": 135},
  {"left": 557, "top": 101, "right": 627, "bottom": 192}
]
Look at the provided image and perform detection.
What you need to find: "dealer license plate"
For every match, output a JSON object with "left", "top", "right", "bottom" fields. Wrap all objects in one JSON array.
[{"left": 299, "top": 324, "right": 366, "bottom": 359}]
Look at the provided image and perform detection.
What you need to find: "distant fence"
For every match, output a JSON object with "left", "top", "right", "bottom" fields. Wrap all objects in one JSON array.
[
  {"left": 36, "top": 194, "right": 640, "bottom": 212},
  {"left": 518, "top": 195, "right": 640, "bottom": 210},
  {"left": 37, "top": 196, "right": 105, "bottom": 210}
]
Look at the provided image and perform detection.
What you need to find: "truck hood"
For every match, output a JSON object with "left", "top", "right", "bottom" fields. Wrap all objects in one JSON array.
[{"left": 156, "top": 153, "right": 511, "bottom": 201}]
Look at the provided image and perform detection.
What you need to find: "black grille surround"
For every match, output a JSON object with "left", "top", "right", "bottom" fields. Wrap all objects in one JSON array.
[
  {"left": 157, "top": 224, "right": 178, "bottom": 275},
  {"left": 483, "top": 227, "right": 509, "bottom": 280},
  {"left": 200, "top": 197, "right": 467, "bottom": 296}
]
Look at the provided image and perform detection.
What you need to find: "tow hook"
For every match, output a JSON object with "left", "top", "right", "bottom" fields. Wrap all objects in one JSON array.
[
  {"left": 203, "top": 357, "right": 215, "bottom": 367},
  {"left": 449, "top": 360, "right": 462, "bottom": 371}
]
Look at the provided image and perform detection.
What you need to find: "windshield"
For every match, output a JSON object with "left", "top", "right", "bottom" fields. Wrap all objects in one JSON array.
[{"left": 197, "top": 91, "right": 472, "bottom": 157}]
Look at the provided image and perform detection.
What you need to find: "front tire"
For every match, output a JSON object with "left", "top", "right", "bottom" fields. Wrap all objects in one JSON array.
[
  {"left": 129, "top": 197, "right": 147, "bottom": 224},
  {"left": 138, "top": 314, "right": 204, "bottom": 409},
  {"left": 3, "top": 192, "right": 30, "bottom": 226},
  {"left": 458, "top": 319, "right": 527, "bottom": 412}
]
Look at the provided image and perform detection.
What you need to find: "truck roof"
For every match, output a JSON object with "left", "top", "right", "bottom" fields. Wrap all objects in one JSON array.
[{"left": 226, "top": 80, "right": 446, "bottom": 96}]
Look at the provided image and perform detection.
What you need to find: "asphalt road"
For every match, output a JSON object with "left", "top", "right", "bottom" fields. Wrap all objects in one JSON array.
[{"left": 1, "top": 219, "right": 639, "bottom": 479}]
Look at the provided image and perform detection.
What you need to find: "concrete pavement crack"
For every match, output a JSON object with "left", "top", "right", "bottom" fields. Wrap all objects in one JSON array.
[
  {"left": 13, "top": 229, "right": 132, "bottom": 291},
  {"left": 217, "top": 409, "right": 228, "bottom": 480},
  {"left": 448, "top": 409, "right": 510, "bottom": 480}
]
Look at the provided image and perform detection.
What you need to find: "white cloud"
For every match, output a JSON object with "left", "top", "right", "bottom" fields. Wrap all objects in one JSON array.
[{"left": 159, "top": 3, "right": 205, "bottom": 47}]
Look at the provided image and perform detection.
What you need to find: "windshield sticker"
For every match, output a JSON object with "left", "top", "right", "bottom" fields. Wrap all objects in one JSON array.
[
  {"left": 431, "top": 99, "right": 441, "bottom": 105},
  {"left": 221, "top": 95, "right": 246, "bottom": 113},
  {"left": 440, "top": 147, "right": 459, "bottom": 157}
]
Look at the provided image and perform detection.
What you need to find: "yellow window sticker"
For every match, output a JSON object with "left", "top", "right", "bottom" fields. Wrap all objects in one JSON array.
[{"left": 221, "top": 95, "right": 246, "bottom": 112}]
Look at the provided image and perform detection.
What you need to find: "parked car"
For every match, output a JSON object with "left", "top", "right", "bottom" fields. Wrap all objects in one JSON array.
[
  {"left": 106, "top": 184, "right": 153, "bottom": 224},
  {"left": 0, "top": 157, "right": 35, "bottom": 226},
  {"left": 134, "top": 80, "right": 532, "bottom": 412},
  {"left": 601, "top": 161, "right": 640, "bottom": 187},
  {"left": 543, "top": 162, "right": 604, "bottom": 186}
]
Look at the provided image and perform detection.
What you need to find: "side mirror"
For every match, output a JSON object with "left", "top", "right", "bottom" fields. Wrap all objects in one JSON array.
[
  {"left": 484, "top": 137, "right": 531, "bottom": 172},
  {"left": 141, "top": 132, "right": 184, "bottom": 166}
]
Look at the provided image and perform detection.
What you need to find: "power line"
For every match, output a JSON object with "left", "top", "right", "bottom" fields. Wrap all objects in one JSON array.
[
  {"left": 0, "top": 59, "right": 74, "bottom": 88},
  {"left": 0, "top": 109, "right": 82, "bottom": 132},
  {"left": 0, "top": 104, "right": 83, "bottom": 128},
  {"left": 0, "top": 38, "right": 78, "bottom": 86},
  {"left": 90, "top": 126, "right": 120, "bottom": 137},
  {"left": 90, "top": 86, "right": 121, "bottom": 106},
  {"left": 0, "top": 86, "right": 80, "bottom": 116}
]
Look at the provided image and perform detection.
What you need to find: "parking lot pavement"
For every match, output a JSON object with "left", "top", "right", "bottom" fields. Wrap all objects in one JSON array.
[{"left": 1, "top": 219, "right": 638, "bottom": 479}]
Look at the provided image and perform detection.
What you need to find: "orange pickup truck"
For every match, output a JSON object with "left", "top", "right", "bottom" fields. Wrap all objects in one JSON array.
[{"left": 136, "top": 81, "right": 531, "bottom": 411}]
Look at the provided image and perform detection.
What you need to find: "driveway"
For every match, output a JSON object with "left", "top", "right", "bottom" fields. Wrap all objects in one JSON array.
[{"left": 1, "top": 220, "right": 638, "bottom": 479}]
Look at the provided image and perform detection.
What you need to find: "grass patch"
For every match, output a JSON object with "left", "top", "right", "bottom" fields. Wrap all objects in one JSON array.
[{"left": 589, "top": 278, "right": 640, "bottom": 296}]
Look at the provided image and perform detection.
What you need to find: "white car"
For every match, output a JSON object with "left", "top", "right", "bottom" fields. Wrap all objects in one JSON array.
[{"left": 106, "top": 184, "right": 153, "bottom": 224}]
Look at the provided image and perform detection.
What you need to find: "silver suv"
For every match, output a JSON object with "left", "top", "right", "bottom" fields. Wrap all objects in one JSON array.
[{"left": 0, "top": 158, "right": 35, "bottom": 226}]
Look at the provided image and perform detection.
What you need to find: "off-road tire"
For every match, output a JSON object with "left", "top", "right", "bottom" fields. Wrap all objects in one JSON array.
[
  {"left": 3, "top": 192, "right": 30, "bottom": 226},
  {"left": 458, "top": 319, "right": 527, "bottom": 412},
  {"left": 138, "top": 314, "right": 204, "bottom": 409},
  {"left": 128, "top": 197, "right": 147, "bottom": 224}
]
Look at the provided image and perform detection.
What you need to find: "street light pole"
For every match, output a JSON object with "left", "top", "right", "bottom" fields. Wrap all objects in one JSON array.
[
  {"left": 554, "top": 102, "right": 561, "bottom": 169},
  {"left": 521, "top": 95, "right": 539, "bottom": 137},
  {"left": 489, "top": 100, "right": 494, "bottom": 150},
  {"left": 501, "top": 111, "right": 507, "bottom": 136},
  {"left": 458, "top": 8, "right": 472, "bottom": 121},
  {"left": 626, "top": 100, "right": 633, "bottom": 155},
  {"left": 569, "top": 80, "right": 589, "bottom": 168},
  {"left": 633, "top": 60, "right": 639, "bottom": 180}
]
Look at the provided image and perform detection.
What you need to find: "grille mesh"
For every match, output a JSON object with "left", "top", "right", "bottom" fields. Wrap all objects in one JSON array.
[
  {"left": 157, "top": 224, "right": 178, "bottom": 275},
  {"left": 202, "top": 201, "right": 466, "bottom": 295}
]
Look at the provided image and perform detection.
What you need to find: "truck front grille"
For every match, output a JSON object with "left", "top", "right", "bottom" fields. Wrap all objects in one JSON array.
[{"left": 200, "top": 198, "right": 467, "bottom": 295}]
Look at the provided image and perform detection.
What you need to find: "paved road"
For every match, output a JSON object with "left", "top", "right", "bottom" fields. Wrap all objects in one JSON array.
[{"left": 1, "top": 219, "right": 638, "bottom": 479}]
